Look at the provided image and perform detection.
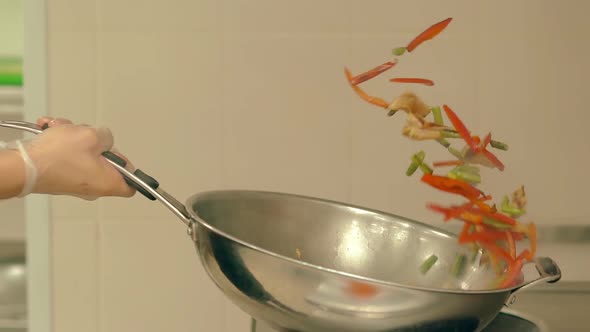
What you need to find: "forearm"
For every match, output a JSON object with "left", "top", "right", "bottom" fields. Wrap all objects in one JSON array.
[{"left": 0, "top": 149, "right": 25, "bottom": 199}]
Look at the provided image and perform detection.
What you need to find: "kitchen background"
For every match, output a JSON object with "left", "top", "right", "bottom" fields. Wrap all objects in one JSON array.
[{"left": 2, "top": 0, "right": 590, "bottom": 331}]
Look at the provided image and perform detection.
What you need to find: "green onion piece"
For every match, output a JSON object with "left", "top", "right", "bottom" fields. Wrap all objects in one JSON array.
[
  {"left": 436, "top": 138, "right": 451, "bottom": 148},
  {"left": 501, "top": 195, "right": 526, "bottom": 217},
  {"left": 502, "top": 205, "right": 526, "bottom": 217},
  {"left": 448, "top": 147, "right": 463, "bottom": 159},
  {"left": 419, "top": 162, "right": 433, "bottom": 174},
  {"left": 449, "top": 165, "right": 481, "bottom": 183},
  {"left": 406, "top": 151, "right": 426, "bottom": 176},
  {"left": 453, "top": 165, "right": 480, "bottom": 174},
  {"left": 406, "top": 162, "right": 419, "bottom": 176},
  {"left": 501, "top": 195, "right": 510, "bottom": 210},
  {"left": 441, "top": 130, "right": 461, "bottom": 138},
  {"left": 490, "top": 140, "right": 509, "bottom": 151},
  {"left": 415, "top": 151, "right": 426, "bottom": 161},
  {"left": 407, "top": 151, "right": 431, "bottom": 174},
  {"left": 431, "top": 106, "right": 443, "bottom": 125},
  {"left": 482, "top": 217, "right": 513, "bottom": 230},
  {"left": 451, "top": 254, "right": 467, "bottom": 278},
  {"left": 392, "top": 47, "right": 407, "bottom": 56},
  {"left": 419, "top": 254, "right": 438, "bottom": 274},
  {"left": 448, "top": 169, "right": 481, "bottom": 184}
]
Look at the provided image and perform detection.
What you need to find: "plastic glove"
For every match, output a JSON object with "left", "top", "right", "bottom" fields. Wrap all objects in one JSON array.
[{"left": 5, "top": 117, "right": 136, "bottom": 200}]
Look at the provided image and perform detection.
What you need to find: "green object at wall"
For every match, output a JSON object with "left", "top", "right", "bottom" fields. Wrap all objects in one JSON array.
[{"left": 0, "top": 56, "right": 23, "bottom": 86}]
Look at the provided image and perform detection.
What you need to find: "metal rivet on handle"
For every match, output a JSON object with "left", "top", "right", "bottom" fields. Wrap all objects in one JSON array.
[{"left": 508, "top": 294, "right": 516, "bottom": 305}]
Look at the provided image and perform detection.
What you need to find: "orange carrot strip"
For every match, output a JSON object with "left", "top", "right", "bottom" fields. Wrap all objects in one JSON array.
[
  {"left": 526, "top": 223, "right": 537, "bottom": 261},
  {"left": 351, "top": 61, "right": 397, "bottom": 85},
  {"left": 389, "top": 78, "right": 434, "bottom": 86},
  {"left": 516, "top": 249, "right": 531, "bottom": 262},
  {"left": 347, "top": 280, "right": 378, "bottom": 298},
  {"left": 433, "top": 160, "right": 464, "bottom": 167},
  {"left": 506, "top": 231, "right": 516, "bottom": 259},
  {"left": 344, "top": 67, "right": 390, "bottom": 108},
  {"left": 406, "top": 18, "right": 453, "bottom": 52}
]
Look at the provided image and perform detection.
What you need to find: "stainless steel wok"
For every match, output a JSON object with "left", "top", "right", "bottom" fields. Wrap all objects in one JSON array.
[{"left": 0, "top": 120, "right": 561, "bottom": 332}]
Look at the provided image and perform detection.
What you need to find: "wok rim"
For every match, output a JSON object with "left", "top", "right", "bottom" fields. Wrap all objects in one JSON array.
[{"left": 185, "top": 189, "right": 523, "bottom": 296}]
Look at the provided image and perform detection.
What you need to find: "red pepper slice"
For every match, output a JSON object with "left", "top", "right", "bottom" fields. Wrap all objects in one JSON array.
[
  {"left": 478, "top": 239, "right": 515, "bottom": 264},
  {"left": 428, "top": 203, "right": 481, "bottom": 224},
  {"left": 462, "top": 207, "right": 517, "bottom": 226},
  {"left": 351, "top": 61, "right": 397, "bottom": 85},
  {"left": 442, "top": 104, "right": 479, "bottom": 151},
  {"left": 483, "top": 211, "right": 518, "bottom": 226},
  {"left": 389, "top": 78, "right": 434, "bottom": 86},
  {"left": 511, "top": 232, "right": 525, "bottom": 241},
  {"left": 421, "top": 173, "right": 484, "bottom": 201},
  {"left": 473, "top": 199, "right": 496, "bottom": 214},
  {"left": 481, "top": 149, "right": 505, "bottom": 171},
  {"left": 481, "top": 133, "right": 493, "bottom": 150},
  {"left": 406, "top": 17, "right": 453, "bottom": 52},
  {"left": 443, "top": 105, "right": 505, "bottom": 171},
  {"left": 427, "top": 203, "right": 453, "bottom": 220},
  {"left": 458, "top": 222, "right": 472, "bottom": 243}
]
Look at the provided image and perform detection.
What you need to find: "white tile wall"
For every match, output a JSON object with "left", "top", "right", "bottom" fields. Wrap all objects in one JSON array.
[
  {"left": 51, "top": 218, "right": 98, "bottom": 332},
  {"left": 98, "top": 219, "right": 233, "bottom": 332},
  {"left": 45, "top": 0, "right": 590, "bottom": 331}
]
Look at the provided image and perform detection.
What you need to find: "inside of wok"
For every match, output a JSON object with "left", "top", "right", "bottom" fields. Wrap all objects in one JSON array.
[{"left": 190, "top": 190, "right": 510, "bottom": 292}]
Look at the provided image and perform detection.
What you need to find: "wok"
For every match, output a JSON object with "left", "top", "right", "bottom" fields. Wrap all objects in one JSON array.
[{"left": 0, "top": 120, "right": 561, "bottom": 332}]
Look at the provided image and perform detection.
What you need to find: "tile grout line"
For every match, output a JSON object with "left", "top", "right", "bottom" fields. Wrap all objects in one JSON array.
[
  {"left": 94, "top": 0, "right": 103, "bottom": 328},
  {"left": 219, "top": 0, "right": 226, "bottom": 193},
  {"left": 345, "top": 0, "right": 353, "bottom": 205}
]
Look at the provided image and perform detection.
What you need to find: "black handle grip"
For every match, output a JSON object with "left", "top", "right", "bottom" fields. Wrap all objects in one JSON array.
[
  {"left": 101, "top": 151, "right": 159, "bottom": 200},
  {"left": 40, "top": 122, "right": 159, "bottom": 200}
]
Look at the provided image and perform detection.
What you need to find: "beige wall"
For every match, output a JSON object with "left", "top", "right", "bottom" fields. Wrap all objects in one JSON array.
[
  {"left": 46, "top": 0, "right": 590, "bottom": 331},
  {"left": 0, "top": 0, "right": 23, "bottom": 56}
]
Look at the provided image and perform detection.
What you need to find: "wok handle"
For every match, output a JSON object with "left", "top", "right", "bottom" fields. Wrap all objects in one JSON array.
[
  {"left": 505, "top": 256, "right": 561, "bottom": 305},
  {"left": 101, "top": 150, "right": 159, "bottom": 201},
  {"left": 0, "top": 120, "right": 193, "bottom": 226}
]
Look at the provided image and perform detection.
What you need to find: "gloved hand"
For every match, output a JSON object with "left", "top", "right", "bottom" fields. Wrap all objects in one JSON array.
[{"left": 4, "top": 117, "right": 136, "bottom": 200}]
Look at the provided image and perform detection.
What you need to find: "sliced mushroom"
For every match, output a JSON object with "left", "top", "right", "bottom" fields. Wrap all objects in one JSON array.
[
  {"left": 512, "top": 185, "right": 527, "bottom": 209},
  {"left": 402, "top": 112, "right": 446, "bottom": 140},
  {"left": 389, "top": 91, "right": 432, "bottom": 118}
]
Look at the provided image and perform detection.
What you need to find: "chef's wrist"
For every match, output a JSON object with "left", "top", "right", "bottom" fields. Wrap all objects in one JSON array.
[{"left": 0, "top": 149, "right": 26, "bottom": 199}]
